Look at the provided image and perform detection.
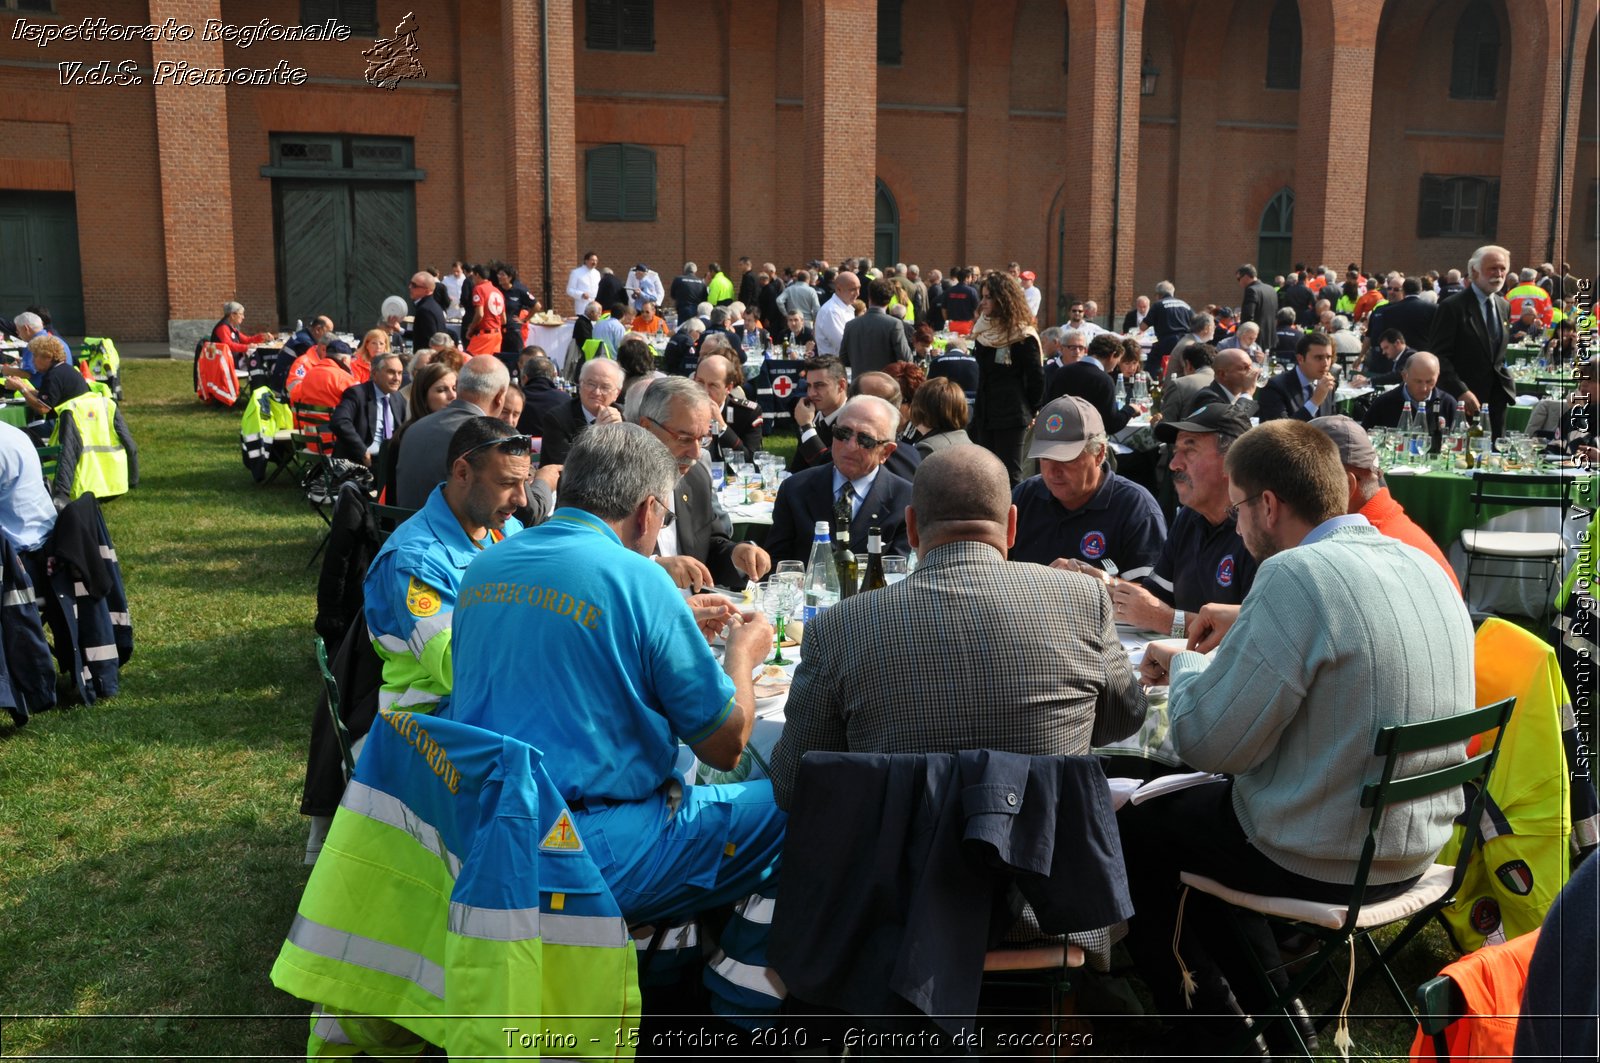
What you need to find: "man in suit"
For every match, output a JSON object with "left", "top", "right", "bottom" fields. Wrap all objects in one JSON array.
[
  {"left": 396, "top": 356, "right": 534, "bottom": 510},
  {"left": 1365, "top": 276, "right": 1436, "bottom": 352},
  {"left": 1193, "top": 347, "right": 1259, "bottom": 411},
  {"left": 1257, "top": 332, "right": 1339, "bottom": 422},
  {"left": 538, "top": 357, "right": 624, "bottom": 468},
  {"left": 769, "top": 442, "right": 1145, "bottom": 808},
  {"left": 515, "top": 350, "right": 569, "bottom": 442},
  {"left": 1279, "top": 272, "right": 1317, "bottom": 327},
  {"left": 1427, "top": 244, "right": 1516, "bottom": 437},
  {"left": 1046, "top": 333, "right": 1133, "bottom": 434},
  {"left": 631, "top": 377, "right": 772, "bottom": 591},
  {"left": 1237, "top": 264, "right": 1279, "bottom": 340},
  {"left": 766, "top": 395, "right": 914, "bottom": 565},
  {"left": 851, "top": 371, "right": 924, "bottom": 482},
  {"left": 407, "top": 273, "right": 449, "bottom": 356},
  {"left": 694, "top": 353, "right": 765, "bottom": 465},
  {"left": 789, "top": 356, "right": 849, "bottom": 472},
  {"left": 1122, "top": 294, "right": 1151, "bottom": 334},
  {"left": 1161, "top": 343, "right": 1218, "bottom": 422},
  {"left": 329, "top": 351, "right": 407, "bottom": 464},
  {"left": 838, "top": 278, "right": 914, "bottom": 377},
  {"left": 1360, "top": 327, "right": 1416, "bottom": 387},
  {"left": 1361, "top": 351, "right": 1458, "bottom": 431}
]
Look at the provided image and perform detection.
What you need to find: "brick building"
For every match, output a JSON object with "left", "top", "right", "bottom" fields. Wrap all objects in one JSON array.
[{"left": 0, "top": 0, "right": 1593, "bottom": 351}]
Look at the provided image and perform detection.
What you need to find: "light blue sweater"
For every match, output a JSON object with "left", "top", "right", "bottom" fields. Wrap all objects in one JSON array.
[{"left": 1168, "top": 523, "right": 1474, "bottom": 884}]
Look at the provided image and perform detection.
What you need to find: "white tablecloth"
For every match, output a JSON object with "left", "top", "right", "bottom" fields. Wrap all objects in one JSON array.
[{"left": 529, "top": 321, "right": 577, "bottom": 371}]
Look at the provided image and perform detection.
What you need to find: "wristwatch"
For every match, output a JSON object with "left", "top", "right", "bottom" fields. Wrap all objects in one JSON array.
[{"left": 1170, "top": 611, "right": 1187, "bottom": 640}]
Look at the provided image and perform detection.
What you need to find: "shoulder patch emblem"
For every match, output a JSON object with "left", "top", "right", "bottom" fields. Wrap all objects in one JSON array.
[
  {"left": 540, "top": 809, "right": 584, "bottom": 851},
  {"left": 406, "top": 576, "right": 442, "bottom": 618}
]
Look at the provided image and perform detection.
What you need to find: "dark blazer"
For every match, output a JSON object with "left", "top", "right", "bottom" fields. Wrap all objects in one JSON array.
[
  {"left": 392, "top": 398, "right": 487, "bottom": 508},
  {"left": 788, "top": 414, "right": 835, "bottom": 472},
  {"left": 595, "top": 271, "right": 624, "bottom": 311},
  {"left": 329, "top": 381, "right": 407, "bottom": 462},
  {"left": 1121, "top": 307, "right": 1148, "bottom": 333},
  {"left": 1365, "top": 295, "right": 1436, "bottom": 351},
  {"left": 1240, "top": 280, "right": 1279, "bottom": 336},
  {"left": 970, "top": 333, "right": 1044, "bottom": 432},
  {"left": 838, "top": 307, "right": 913, "bottom": 377},
  {"left": 1191, "top": 383, "right": 1257, "bottom": 417},
  {"left": 517, "top": 376, "right": 569, "bottom": 441},
  {"left": 765, "top": 463, "right": 914, "bottom": 566},
  {"left": 1256, "top": 367, "right": 1336, "bottom": 422},
  {"left": 1046, "top": 359, "right": 1132, "bottom": 434},
  {"left": 409, "top": 294, "right": 448, "bottom": 354},
  {"left": 1280, "top": 282, "right": 1317, "bottom": 326},
  {"left": 537, "top": 395, "right": 606, "bottom": 467},
  {"left": 1427, "top": 288, "right": 1515, "bottom": 405},
  {"left": 670, "top": 274, "right": 707, "bottom": 320},
  {"left": 670, "top": 461, "right": 748, "bottom": 589},
  {"left": 1362, "top": 386, "right": 1458, "bottom": 431},
  {"left": 709, "top": 396, "right": 764, "bottom": 465}
]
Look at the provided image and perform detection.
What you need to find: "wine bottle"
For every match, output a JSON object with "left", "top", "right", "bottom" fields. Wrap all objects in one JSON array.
[
  {"left": 861, "top": 526, "right": 888, "bottom": 592},
  {"left": 833, "top": 526, "right": 858, "bottom": 598}
]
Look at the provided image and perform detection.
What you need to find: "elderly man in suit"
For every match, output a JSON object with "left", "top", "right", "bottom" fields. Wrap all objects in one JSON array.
[
  {"left": 538, "top": 357, "right": 624, "bottom": 467},
  {"left": 329, "top": 351, "right": 407, "bottom": 464},
  {"left": 1257, "top": 331, "right": 1338, "bottom": 422},
  {"left": 1427, "top": 244, "right": 1516, "bottom": 437},
  {"left": 766, "top": 395, "right": 914, "bottom": 565},
  {"left": 1361, "top": 351, "right": 1458, "bottom": 431},
  {"left": 630, "top": 376, "right": 772, "bottom": 591},
  {"left": 769, "top": 443, "right": 1145, "bottom": 808},
  {"left": 395, "top": 356, "right": 522, "bottom": 508},
  {"left": 837, "top": 277, "right": 914, "bottom": 377}
]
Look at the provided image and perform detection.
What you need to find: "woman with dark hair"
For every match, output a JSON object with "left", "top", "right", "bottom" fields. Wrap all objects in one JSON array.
[
  {"left": 909, "top": 377, "right": 972, "bottom": 460},
  {"left": 966, "top": 271, "right": 1042, "bottom": 484},
  {"left": 882, "top": 360, "right": 927, "bottom": 443},
  {"left": 407, "top": 362, "right": 458, "bottom": 422},
  {"left": 911, "top": 322, "right": 937, "bottom": 364}
]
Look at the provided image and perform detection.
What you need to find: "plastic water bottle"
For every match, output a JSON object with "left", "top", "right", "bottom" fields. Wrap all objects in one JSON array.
[{"left": 802, "top": 521, "right": 841, "bottom": 621}]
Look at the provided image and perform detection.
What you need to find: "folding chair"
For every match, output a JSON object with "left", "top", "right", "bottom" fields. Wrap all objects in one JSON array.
[
  {"left": 291, "top": 403, "right": 338, "bottom": 565},
  {"left": 1459, "top": 472, "right": 1577, "bottom": 623},
  {"left": 313, "top": 635, "right": 355, "bottom": 783},
  {"left": 1176, "top": 696, "right": 1517, "bottom": 1059},
  {"left": 35, "top": 444, "right": 61, "bottom": 484},
  {"left": 370, "top": 503, "right": 418, "bottom": 545}
]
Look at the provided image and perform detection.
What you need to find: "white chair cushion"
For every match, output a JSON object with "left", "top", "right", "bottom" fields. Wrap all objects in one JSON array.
[
  {"left": 1178, "top": 863, "right": 1455, "bottom": 931},
  {"left": 1460, "top": 530, "right": 1567, "bottom": 558}
]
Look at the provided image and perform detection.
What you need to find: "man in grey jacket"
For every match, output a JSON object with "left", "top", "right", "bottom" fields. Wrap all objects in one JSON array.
[{"left": 837, "top": 277, "right": 913, "bottom": 377}]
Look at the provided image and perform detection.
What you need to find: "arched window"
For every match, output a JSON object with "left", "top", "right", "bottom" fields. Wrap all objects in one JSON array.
[
  {"left": 585, "top": 144, "right": 656, "bottom": 222},
  {"left": 1265, "top": 0, "right": 1301, "bottom": 90},
  {"left": 1257, "top": 188, "right": 1294, "bottom": 281},
  {"left": 874, "top": 180, "right": 899, "bottom": 269},
  {"left": 1449, "top": 0, "right": 1500, "bottom": 100}
]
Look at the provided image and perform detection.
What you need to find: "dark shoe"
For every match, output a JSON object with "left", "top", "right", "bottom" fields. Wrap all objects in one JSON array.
[{"left": 1259, "top": 997, "right": 1321, "bottom": 1060}]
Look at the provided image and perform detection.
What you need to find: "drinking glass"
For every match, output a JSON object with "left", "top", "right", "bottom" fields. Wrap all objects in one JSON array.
[
  {"left": 882, "top": 556, "right": 909, "bottom": 585},
  {"left": 758, "top": 580, "right": 798, "bottom": 665}
]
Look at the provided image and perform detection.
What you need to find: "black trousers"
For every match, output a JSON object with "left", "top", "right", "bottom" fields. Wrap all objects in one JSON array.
[
  {"left": 969, "top": 424, "right": 1028, "bottom": 486},
  {"left": 1118, "top": 779, "right": 1415, "bottom": 1018}
]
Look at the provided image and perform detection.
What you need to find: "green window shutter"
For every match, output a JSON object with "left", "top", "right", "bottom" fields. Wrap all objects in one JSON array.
[
  {"left": 1417, "top": 175, "right": 1445, "bottom": 238},
  {"left": 586, "top": 145, "right": 623, "bottom": 221},
  {"left": 619, "top": 146, "right": 657, "bottom": 221}
]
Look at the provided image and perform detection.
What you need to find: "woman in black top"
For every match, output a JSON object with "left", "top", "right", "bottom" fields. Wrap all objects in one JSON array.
[
  {"left": 2, "top": 334, "right": 89, "bottom": 422},
  {"left": 966, "top": 271, "right": 1042, "bottom": 485}
]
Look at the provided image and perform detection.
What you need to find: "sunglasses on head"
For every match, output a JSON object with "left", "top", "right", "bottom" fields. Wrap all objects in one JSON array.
[
  {"left": 832, "top": 424, "right": 889, "bottom": 450},
  {"left": 457, "top": 434, "right": 533, "bottom": 462}
]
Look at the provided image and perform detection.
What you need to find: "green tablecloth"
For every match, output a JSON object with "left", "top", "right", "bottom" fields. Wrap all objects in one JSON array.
[
  {"left": 1506, "top": 405, "right": 1531, "bottom": 433},
  {"left": 1384, "top": 469, "right": 1596, "bottom": 549},
  {"left": 1, "top": 401, "right": 27, "bottom": 428}
]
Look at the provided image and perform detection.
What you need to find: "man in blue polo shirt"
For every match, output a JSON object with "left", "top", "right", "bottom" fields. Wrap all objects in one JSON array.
[
  {"left": 1107, "top": 402, "right": 1257, "bottom": 638},
  {"left": 444, "top": 422, "right": 783, "bottom": 1019},
  {"left": 1011, "top": 396, "right": 1166, "bottom": 579}
]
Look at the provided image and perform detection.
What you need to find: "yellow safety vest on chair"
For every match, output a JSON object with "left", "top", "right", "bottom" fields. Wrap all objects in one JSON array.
[
  {"left": 1435, "top": 619, "right": 1572, "bottom": 950},
  {"left": 48, "top": 391, "right": 130, "bottom": 501}
]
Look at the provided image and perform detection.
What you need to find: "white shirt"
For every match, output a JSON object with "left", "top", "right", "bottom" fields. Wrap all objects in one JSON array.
[
  {"left": 1066, "top": 318, "right": 1109, "bottom": 338},
  {"left": 1023, "top": 285, "right": 1042, "bottom": 319},
  {"left": 441, "top": 272, "right": 465, "bottom": 310},
  {"left": 814, "top": 295, "right": 854, "bottom": 359},
  {"left": 566, "top": 265, "right": 601, "bottom": 317}
]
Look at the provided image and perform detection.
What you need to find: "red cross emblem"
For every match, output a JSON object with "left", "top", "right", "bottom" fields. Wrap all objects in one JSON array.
[{"left": 771, "top": 375, "right": 794, "bottom": 398}]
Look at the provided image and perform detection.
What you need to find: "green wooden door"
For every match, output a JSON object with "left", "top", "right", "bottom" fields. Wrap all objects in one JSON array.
[
  {"left": 0, "top": 192, "right": 86, "bottom": 336},
  {"left": 349, "top": 183, "right": 415, "bottom": 330},
  {"left": 277, "top": 181, "right": 352, "bottom": 328}
]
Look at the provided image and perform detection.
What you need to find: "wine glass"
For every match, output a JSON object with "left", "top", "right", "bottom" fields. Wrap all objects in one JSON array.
[
  {"left": 882, "top": 556, "right": 909, "bottom": 585},
  {"left": 758, "top": 580, "right": 798, "bottom": 665}
]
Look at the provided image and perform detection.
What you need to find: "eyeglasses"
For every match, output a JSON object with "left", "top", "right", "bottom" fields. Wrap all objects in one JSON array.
[
  {"left": 580, "top": 380, "right": 620, "bottom": 395},
  {"left": 1070, "top": 307, "right": 1085, "bottom": 314},
  {"left": 832, "top": 424, "right": 889, "bottom": 450},
  {"left": 1227, "top": 492, "right": 1265, "bottom": 521},
  {"left": 1064, "top": 344, "right": 1088, "bottom": 352},
  {"left": 649, "top": 496, "right": 676, "bottom": 528},
  {"left": 644, "top": 416, "right": 709, "bottom": 448},
  {"left": 457, "top": 434, "right": 533, "bottom": 462}
]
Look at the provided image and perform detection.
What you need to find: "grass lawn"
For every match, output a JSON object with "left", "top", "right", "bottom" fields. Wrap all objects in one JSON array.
[{"left": 0, "top": 359, "right": 1457, "bottom": 1059}]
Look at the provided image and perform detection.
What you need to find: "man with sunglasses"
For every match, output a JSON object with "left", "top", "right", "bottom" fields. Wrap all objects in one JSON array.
[
  {"left": 446, "top": 423, "right": 783, "bottom": 1023},
  {"left": 632, "top": 377, "right": 772, "bottom": 591},
  {"left": 766, "top": 395, "right": 914, "bottom": 566},
  {"left": 364, "top": 417, "right": 530, "bottom": 720}
]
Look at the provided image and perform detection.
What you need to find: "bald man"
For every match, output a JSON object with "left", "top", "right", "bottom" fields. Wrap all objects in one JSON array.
[
  {"left": 770, "top": 444, "right": 1145, "bottom": 808},
  {"left": 409, "top": 271, "right": 449, "bottom": 354},
  {"left": 851, "top": 371, "right": 924, "bottom": 481},
  {"left": 1361, "top": 351, "right": 1458, "bottom": 431},
  {"left": 1194, "top": 348, "right": 1260, "bottom": 409}
]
